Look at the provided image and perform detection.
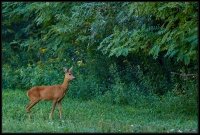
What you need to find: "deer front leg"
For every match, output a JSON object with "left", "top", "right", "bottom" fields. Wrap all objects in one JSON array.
[
  {"left": 49, "top": 100, "right": 57, "bottom": 120},
  {"left": 58, "top": 101, "right": 62, "bottom": 119}
]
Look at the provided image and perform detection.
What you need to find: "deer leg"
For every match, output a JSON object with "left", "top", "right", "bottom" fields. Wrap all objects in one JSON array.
[
  {"left": 26, "top": 99, "right": 40, "bottom": 113},
  {"left": 26, "top": 101, "right": 32, "bottom": 110},
  {"left": 49, "top": 100, "right": 57, "bottom": 120},
  {"left": 58, "top": 101, "right": 62, "bottom": 119},
  {"left": 26, "top": 99, "right": 36, "bottom": 109}
]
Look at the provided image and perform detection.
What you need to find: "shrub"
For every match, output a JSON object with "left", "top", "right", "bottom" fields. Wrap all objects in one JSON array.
[
  {"left": 68, "top": 73, "right": 103, "bottom": 100},
  {"left": 2, "top": 64, "right": 62, "bottom": 90}
]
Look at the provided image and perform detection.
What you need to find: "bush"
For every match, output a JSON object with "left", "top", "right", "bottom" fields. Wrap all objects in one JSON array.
[
  {"left": 2, "top": 64, "right": 62, "bottom": 90},
  {"left": 68, "top": 73, "right": 103, "bottom": 100},
  {"left": 3, "top": 64, "right": 18, "bottom": 89}
]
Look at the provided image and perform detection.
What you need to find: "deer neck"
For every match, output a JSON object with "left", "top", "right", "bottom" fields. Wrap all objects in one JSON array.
[{"left": 61, "top": 77, "right": 69, "bottom": 90}]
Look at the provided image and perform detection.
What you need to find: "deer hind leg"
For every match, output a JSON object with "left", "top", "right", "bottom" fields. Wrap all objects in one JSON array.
[
  {"left": 26, "top": 99, "right": 36, "bottom": 109},
  {"left": 26, "top": 101, "right": 32, "bottom": 110},
  {"left": 49, "top": 100, "right": 57, "bottom": 120},
  {"left": 57, "top": 101, "right": 62, "bottom": 119},
  {"left": 26, "top": 99, "right": 40, "bottom": 113}
]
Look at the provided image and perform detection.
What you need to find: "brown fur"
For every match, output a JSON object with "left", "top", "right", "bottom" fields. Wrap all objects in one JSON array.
[
  {"left": 26, "top": 67, "right": 75, "bottom": 120},
  {"left": 27, "top": 85, "right": 66, "bottom": 101}
]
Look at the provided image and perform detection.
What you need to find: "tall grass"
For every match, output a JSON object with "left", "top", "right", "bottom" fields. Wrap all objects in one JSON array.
[{"left": 2, "top": 90, "right": 197, "bottom": 133}]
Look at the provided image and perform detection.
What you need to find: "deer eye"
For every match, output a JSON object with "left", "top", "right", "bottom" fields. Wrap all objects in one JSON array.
[{"left": 69, "top": 73, "right": 71, "bottom": 76}]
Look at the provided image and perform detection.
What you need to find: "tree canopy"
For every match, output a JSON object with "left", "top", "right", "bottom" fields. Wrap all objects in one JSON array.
[{"left": 2, "top": 2, "right": 198, "bottom": 66}]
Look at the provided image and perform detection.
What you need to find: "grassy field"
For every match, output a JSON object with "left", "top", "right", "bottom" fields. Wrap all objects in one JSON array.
[{"left": 2, "top": 90, "right": 198, "bottom": 133}]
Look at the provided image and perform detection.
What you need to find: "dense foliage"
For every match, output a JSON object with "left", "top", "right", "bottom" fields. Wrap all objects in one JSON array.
[{"left": 2, "top": 2, "right": 198, "bottom": 110}]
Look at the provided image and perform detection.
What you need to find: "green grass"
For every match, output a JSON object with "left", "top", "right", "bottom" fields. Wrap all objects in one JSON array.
[{"left": 2, "top": 90, "right": 198, "bottom": 133}]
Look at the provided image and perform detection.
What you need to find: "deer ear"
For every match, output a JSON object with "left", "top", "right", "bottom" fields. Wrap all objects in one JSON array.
[
  {"left": 63, "top": 67, "right": 68, "bottom": 73},
  {"left": 69, "top": 66, "right": 73, "bottom": 72}
]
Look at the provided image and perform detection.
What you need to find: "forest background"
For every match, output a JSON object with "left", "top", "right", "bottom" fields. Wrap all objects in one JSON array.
[{"left": 2, "top": 2, "right": 198, "bottom": 133}]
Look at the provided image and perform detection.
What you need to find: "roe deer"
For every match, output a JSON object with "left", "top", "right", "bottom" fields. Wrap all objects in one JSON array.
[{"left": 26, "top": 67, "right": 75, "bottom": 120}]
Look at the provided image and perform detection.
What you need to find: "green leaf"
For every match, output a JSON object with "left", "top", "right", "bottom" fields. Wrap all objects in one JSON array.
[
  {"left": 161, "top": 32, "right": 170, "bottom": 44},
  {"left": 149, "top": 45, "right": 160, "bottom": 59},
  {"left": 183, "top": 55, "right": 190, "bottom": 65}
]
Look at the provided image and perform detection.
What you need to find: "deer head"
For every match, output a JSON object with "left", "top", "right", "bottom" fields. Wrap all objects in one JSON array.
[{"left": 63, "top": 67, "right": 75, "bottom": 81}]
